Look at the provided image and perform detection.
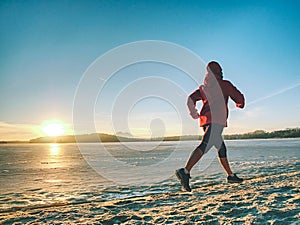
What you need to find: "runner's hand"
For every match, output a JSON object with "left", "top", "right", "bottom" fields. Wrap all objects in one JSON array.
[{"left": 190, "top": 111, "right": 199, "bottom": 119}]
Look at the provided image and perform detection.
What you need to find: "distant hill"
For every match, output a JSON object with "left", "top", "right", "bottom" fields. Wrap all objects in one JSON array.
[
  {"left": 2, "top": 128, "right": 299, "bottom": 144},
  {"left": 29, "top": 133, "right": 146, "bottom": 143},
  {"left": 151, "top": 135, "right": 200, "bottom": 141},
  {"left": 116, "top": 132, "right": 133, "bottom": 138}
]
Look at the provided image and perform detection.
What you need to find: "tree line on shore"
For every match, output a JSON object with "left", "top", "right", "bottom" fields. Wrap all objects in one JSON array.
[
  {"left": 224, "top": 128, "right": 300, "bottom": 140},
  {"left": 159, "top": 128, "right": 300, "bottom": 141},
  {"left": 1, "top": 128, "right": 299, "bottom": 144}
]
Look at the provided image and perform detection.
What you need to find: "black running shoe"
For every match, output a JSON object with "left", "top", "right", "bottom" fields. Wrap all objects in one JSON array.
[
  {"left": 175, "top": 168, "right": 191, "bottom": 192},
  {"left": 227, "top": 174, "right": 243, "bottom": 183}
]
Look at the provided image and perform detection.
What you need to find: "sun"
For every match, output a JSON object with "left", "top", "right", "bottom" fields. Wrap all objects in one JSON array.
[{"left": 42, "top": 122, "right": 65, "bottom": 137}]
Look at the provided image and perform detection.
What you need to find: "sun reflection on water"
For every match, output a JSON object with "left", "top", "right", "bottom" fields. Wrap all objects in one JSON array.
[
  {"left": 49, "top": 143, "right": 60, "bottom": 156},
  {"left": 46, "top": 143, "right": 64, "bottom": 169}
]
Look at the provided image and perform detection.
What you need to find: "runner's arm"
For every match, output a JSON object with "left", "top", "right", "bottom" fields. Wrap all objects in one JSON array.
[
  {"left": 187, "top": 89, "right": 202, "bottom": 119},
  {"left": 229, "top": 84, "right": 245, "bottom": 108}
]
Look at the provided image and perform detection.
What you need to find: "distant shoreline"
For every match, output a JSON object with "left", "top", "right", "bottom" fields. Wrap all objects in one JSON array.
[{"left": 0, "top": 128, "right": 299, "bottom": 144}]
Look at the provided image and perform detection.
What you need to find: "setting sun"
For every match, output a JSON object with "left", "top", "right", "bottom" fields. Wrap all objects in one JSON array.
[{"left": 42, "top": 122, "right": 65, "bottom": 137}]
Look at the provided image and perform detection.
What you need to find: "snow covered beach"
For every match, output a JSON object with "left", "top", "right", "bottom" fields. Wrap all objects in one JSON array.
[{"left": 1, "top": 139, "right": 299, "bottom": 224}]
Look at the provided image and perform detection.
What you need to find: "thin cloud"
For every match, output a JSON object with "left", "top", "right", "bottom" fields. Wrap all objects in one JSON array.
[
  {"left": 247, "top": 82, "right": 300, "bottom": 106},
  {"left": 230, "top": 81, "right": 300, "bottom": 111},
  {"left": 0, "top": 122, "right": 39, "bottom": 141}
]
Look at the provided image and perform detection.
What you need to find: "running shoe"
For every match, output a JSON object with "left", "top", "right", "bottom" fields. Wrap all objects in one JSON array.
[
  {"left": 227, "top": 174, "right": 243, "bottom": 183},
  {"left": 175, "top": 168, "right": 191, "bottom": 192}
]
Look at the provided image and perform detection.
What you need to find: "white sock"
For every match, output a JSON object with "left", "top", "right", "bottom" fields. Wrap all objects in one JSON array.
[{"left": 184, "top": 168, "right": 189, "bottom": 174}]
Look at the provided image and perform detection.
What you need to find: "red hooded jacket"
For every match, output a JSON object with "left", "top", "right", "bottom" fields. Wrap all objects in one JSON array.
[{"left": 187, "top": 74, "right": 245, "bottom": 127}]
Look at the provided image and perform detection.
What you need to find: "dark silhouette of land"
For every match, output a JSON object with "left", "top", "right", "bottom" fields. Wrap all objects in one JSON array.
[
  {"left": 29, "top": 133, "right": 145, "bottom": 143},
  {"left": 154, "top": 128, "right": 300, "bottom": 141},
  {"left": 224, "top": 128, "right": 300, "bottom": 140},
  {"left": 0, "top": 128, "right": 299, "bottom": 144}
]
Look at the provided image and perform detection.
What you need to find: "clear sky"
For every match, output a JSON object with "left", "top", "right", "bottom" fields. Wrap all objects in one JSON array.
[{"left": 1, "top": 0, "right": 300, "bottom": 140}]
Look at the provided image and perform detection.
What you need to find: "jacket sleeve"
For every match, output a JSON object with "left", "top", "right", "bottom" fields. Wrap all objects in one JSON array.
[
  {"left": 228, "top": 83, "right": 245, "bottom": 108},
  {"left": 187, "top": 89, "right": 202, "bottom": 118}
]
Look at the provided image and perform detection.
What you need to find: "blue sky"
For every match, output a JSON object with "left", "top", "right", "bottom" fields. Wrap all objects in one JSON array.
[{"left": 1, "top": 0, "right": 300, "bottom": 140}]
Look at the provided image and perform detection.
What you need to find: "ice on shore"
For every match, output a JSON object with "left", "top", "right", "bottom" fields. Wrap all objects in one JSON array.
[{"left": 0, "top": 139, "right": 299, "bottom": 224}]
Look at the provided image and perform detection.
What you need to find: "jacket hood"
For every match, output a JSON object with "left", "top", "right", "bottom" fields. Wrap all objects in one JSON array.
[{"left": 203, "top": 73, "right": 223, "bottom": 88}]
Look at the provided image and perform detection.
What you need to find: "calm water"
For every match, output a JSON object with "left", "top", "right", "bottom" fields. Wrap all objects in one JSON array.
[{"left": 0, "top": 139, "right": 299, "bottom": 224}]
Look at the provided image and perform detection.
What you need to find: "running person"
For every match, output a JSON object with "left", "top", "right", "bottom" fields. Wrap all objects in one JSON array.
[{"left": 176, "top": 61, "right": 245, "bottom": 192}]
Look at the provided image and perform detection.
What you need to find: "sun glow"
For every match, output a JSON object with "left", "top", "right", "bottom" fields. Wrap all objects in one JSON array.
[
  {"left": 42, "top": 122, "right": 65, "bottom": 137},
  {"left": 49, "top": 143, "right": 60, "bottom": 155}
]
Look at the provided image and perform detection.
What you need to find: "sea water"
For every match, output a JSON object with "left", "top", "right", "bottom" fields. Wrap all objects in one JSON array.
[{"left": 0, "top": 139, "right": 299, "bottom": 223}]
